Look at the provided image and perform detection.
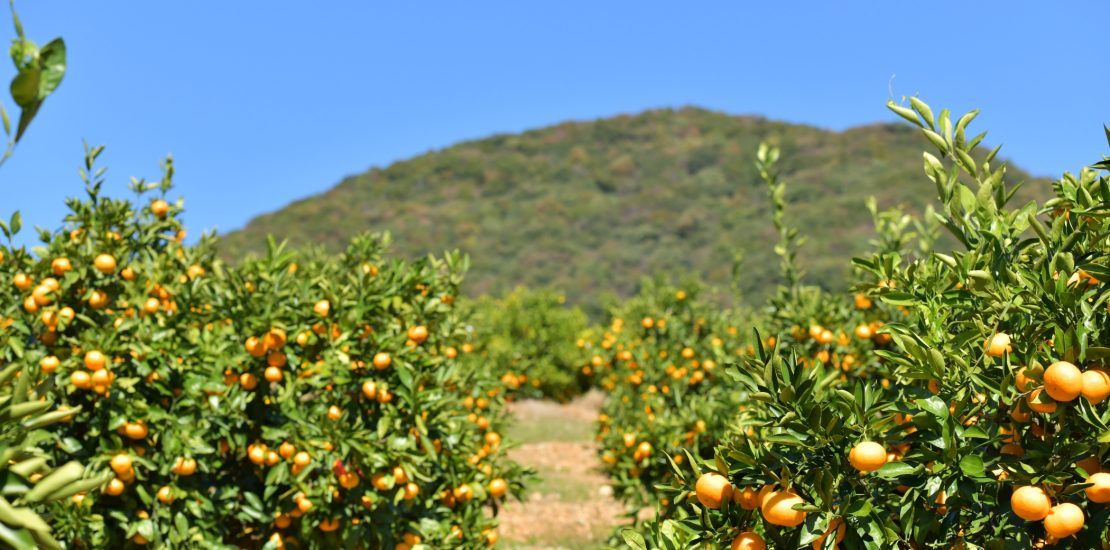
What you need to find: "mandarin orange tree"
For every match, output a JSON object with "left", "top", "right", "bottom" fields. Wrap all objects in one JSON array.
[
  {"left": 583, "top": 278, "right": 749, "bottom": 513},
  {"left": 627, "top": 101, "right": 1110, "bottom": 549},
  {"left": 465, "top": 287, "right": 591, "bottom": 402},
  {"left": 1, "top": 148, "right": 526, "bottom": 548}
]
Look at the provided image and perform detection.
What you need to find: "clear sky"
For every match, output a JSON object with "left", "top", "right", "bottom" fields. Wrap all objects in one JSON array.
[{"left": 1, "top": 1, "right": 1107, "bottom": 244}]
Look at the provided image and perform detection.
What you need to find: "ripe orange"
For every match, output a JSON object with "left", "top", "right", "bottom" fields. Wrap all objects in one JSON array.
[
  {"left": 94, "top": 254, "right": 117, "bottom": 274},
  {"left": 313, "top": 299, "right": 330, "bottom": 317},
  {"left": 694, "top": 472, "right": 732, "bottom": 509},
  {"left": 1043, "top": 503, "right": 1084, "bottom": 538},
  {"left": 761, "top": 490, "right": 807, "bottom": 527},
  {"left": 731, "top": 531, "right": 765, "bottom": 550},
  {"left": 248, "top": 445, "right": 267, "bottom": 465},
  {"left": 327, "top": 405, "right": 342, "bottom": 421},
  {"left": 1043, "top": 361, "right": 1082, "bottom": 401},
  {"left": 85, "top": 350, "right": 106, "bottom": 371},
  {"left": 264, "top": 366, "right": 283, "bottom": 382},
  {"left": 408, "top": 325, "right": 429, "bottom": 344},
  {"left": 110, "top": 454, "right": 133, "bottom": 475},
  {"left": 104, "top": 478, "right": 125, "bottom": 496},
  {"left": 71, "top": 370, "right": 91, "bottom": 389},
  {"left": 811, "top": 517, "right": 846, "bottom": 549},
  {"left": 51, "top": 257, "right": 72, "bottom": 276},
  {"left": 848, "top": 441, "right": 887, "bottom": 472},
  {"left": 1084, "top": 472, "right": 1110, "bottom": 503},
  {"left": 453, "top": 484, "right": 473, "bottom": 502},
  {"left": 40, "top": 356, "right": 59, "bottom": 374},
  {"left": 402, "top": 482, "right": 420, "bottom": 500},
  {"left": 373, "top": 353, "right": 392, "bottom": 370},
  {"left": 293, "top": 452, "right": 311, "bottom": 467},
  {"left": 362, "top": 380, "right": 378, "bottom": 399},
  {"left": 1011, "top": 485, "right": 1052, "bottom": 521},
  {"left": 240, "top": 373, "right": 259, "bottom": 390},
  {"left": 173, "top": 457, "right": 197, "bottom": 476},
  {"left": 124, "top": 421, "right": 149, "bottom": 440},
  {"left": 157, "top": 485, "right": 174, "bottom": 504},
  {"left": 1080, "top": 369, "right": 1110, "bottom": 404},
  {"left": 1026, "top": 388, "right": 1057, "bottom": 413},
  {"left": 489, "top": 478, "right": 508, "bottom": 498},
  {"left": 984, "top": 333, "right": 1011, "bottom": 357},
  {"left": 1077, "top": 457, "right": 1102, "bottom": 476},
  {"left": 733, "top": 486, "right": 759, "bottom": 510},
  {"left": 1014, "top": 366, "right": 1035, "bottom": 392},
  {"left": 12, "top": 273, "right": 31, "bottom": 290},
  {"left": 151, "top": 199, "right": 170, "bottom": 218}
]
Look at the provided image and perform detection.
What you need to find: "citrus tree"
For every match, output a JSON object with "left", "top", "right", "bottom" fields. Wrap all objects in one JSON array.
[
  {"left": 465, "top": 287, "right": 591, "bottom": 402},
  {"left": 1, "top": 148, "right": 526, "bottom": 548},
  {"left": 629, "top": 101, "right": 1110, "bottom": 549},
  {"left": 583, "top": 278, "right": 749, "bottom": 513}
]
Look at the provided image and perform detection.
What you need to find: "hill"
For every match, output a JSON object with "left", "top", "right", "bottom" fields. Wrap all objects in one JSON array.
[{"left": 217, "top": 107, "right": 1047, "bottom": 309}]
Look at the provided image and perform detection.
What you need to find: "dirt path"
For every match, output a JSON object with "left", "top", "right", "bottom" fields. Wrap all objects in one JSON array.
[{"left": 499, "top": 391, "right": 627, "bottom": 550}]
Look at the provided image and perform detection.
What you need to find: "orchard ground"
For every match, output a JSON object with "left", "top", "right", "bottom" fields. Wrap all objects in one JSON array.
[{"left": 500, "top": 391, "right": 624, "bottom": 549}]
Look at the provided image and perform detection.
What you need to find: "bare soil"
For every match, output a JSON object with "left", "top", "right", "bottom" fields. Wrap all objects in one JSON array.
[{"left": 499, "top": 391, "right": 628, "bottom": 550}]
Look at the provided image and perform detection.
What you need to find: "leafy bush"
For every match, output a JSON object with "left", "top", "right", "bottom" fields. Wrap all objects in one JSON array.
[
  {"left": 1, "top": 149, "right": 527, "bottom": 548},
  {"left": 466, "top": 287, "right": 591, "bottom": 402},
  {"left": 631, "top": 101, "right": 1110, "bottom": 548}
]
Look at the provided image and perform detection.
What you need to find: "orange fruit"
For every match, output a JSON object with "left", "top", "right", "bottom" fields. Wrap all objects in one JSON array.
[
  {"left": 84, "top": 350, "right": 106, "bottom": 371},
  {"left": 489, "top": 478, "right": 508, "bottom": 498},
  {"left": 110, "top": 454, "right": 133, "bottom": 475},
  {"left": 373, "top": 353, "right": 392, "bottom": 370},
  {"left": 12, "top": 273, "right": 31, "bottom": 290},
  {"left": 761, "top": 490, "right": 807, "bottom": 527},
  {"left": 173, "top": 457, "right": 197, "bottom": 476},
  {"left": 1011, "top": 485, "right": 1052, "bottom": 521},
  {"left": 264, "top": 366, "right": 283, "bottom": 382},
  {"left": 848, "top": 441, "right": 887, "bottom": 472},
  {"left": 1026, "top": 388, "right": 1057, "bottom": 413},
  {"left": 124, "top": 421, "right": 149, "bottom": 440},
  {"left": 104, "top": 478, "right": 125, "bottom": 496},
  {"left": 248, "top": 445, "right": 267, "bottom": 465},
  {"left": 362, "top": 380, "right": 378, "bottom": 399},
  {"left": 811, "top": 517, "right": 846, "bottom": 549},
  {"left": 279, "top": 442, "right": 295, "bottom": 459},
  {"left": 71, "top": 370, "right": 91, "bottom": 389},
  {"left": 313, "top": 300, "right": 330, "bottom": 317},
  {"left": 407, "top": 325, "right": 429, "bottom": 344},
  {"left": 1043, "top": 361, "right": 1082, "bottom": 401},
  {"left": 151, "top": 199, "right": 169, "bottom": 218},
  {"left": 1084, "top": 472, "right": 1110, "bottom": 503},
  {"left": 733, "top": 486, "right": 759, "bottom": 510},
  {"left": 694, "top": 472, "right": 732, "bottom": 509},
  {"left": 293, "top": 452, "right": 311, "bottom": 467},
  {"left": 40, "top": 356, "right": 60, "bottom": 374},
  {"left": 157, "top": 485, "right": 174, "bottom": 503},
  {"left": 1043, "top": 502, "right": 1084, "bottom": 538},
  {"left": 1080, "top": 369, "right": 1110, "bottom": 404},
  {"left": 731, "top": 531, "right": 765, "bottom": 550},
  {"left": 1014, "top": 367, "right": 1035, "bottom": 392},
  {"left": 1077, "top": 456, "right": 1102, "bottom": 476},
  {"left": 984, "top": 333, "right": 1011, "bottom": 357},
  {"left": 51, "top": 257, "right": 72, "bottom": 276},
  {"left": 94, "top": 254, "right": 117, "bottom": 274},
  {"left": 240, "top": 373, "right": 258, "bottom": 390}
]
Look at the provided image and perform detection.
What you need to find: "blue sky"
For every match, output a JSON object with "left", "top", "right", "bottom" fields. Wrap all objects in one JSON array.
[{"left": 1, "top": 1, "right": 1107, "bottom": 244}]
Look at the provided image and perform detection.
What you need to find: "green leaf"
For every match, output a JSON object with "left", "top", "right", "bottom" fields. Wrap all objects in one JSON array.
[
  {"left": 875, "top": 461, "right": 918, "bottom": 479},
  {"left": 958, "top": 454, "right": 986, "bottom": 480},
  {"left": 620, "top": 528, "right": 647, "bottom": 550},
  {"left": 916, "top": 397, "right": 948, "bottom": 419}
]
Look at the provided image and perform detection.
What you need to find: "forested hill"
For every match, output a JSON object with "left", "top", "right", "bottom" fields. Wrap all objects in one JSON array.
[{"left": 218, "top": 107, "right": 1047, "bottom": 307}]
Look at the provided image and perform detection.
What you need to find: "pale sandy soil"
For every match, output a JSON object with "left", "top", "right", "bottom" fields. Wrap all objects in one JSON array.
[{"left": 498, "top": 391, "right": 629, "bottom": 550}]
